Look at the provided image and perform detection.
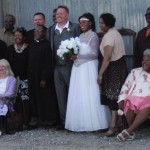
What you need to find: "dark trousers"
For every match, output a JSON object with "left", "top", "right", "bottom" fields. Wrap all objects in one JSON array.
[
  {"left": 15, "top": 98, "right": 30, "bottom": 126},
  {"left": 54, "top": 64, "right": 72, "bottom": 125}
]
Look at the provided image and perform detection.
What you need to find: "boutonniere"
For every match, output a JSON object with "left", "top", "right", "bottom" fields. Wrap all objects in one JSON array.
[{"left": 67, "top": 28, "right": 71, "bottom": 33}]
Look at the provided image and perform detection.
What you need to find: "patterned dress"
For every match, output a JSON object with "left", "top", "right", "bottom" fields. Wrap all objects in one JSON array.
[{"left": 100, "top": 27, "right": 128, "bottom": 110}]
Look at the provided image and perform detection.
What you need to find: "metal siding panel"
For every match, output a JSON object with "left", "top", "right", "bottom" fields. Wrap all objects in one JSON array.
[
  {"left": 0, "top": 0, "right": 3, "bottom": 27},
  {"left": 1, "top": 0, "right": 150, "bottom": 71},
  {"left": 1, "top": 0, "right": 150, "bottom": 32}
]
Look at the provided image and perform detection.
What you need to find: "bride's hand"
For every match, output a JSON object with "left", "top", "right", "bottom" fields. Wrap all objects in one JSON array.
[
  {"left": 97, "top": 75, "right": 102, "bottom": 84},
  {"left": 70, "top": 55, "right": 77, "bottom": 61}
]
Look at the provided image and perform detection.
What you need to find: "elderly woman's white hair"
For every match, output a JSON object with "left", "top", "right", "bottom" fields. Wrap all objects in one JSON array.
[
  {"left": 0, "top": 59, "right": 14, "bottom": 76},
  {"left": 143, "top": 49, "right": 150, "bottom": 58}
]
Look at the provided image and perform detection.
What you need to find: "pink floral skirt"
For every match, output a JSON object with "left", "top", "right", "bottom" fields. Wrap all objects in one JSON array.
[{"left": 124, "top": 96, "right": 150, "bottom": 118}]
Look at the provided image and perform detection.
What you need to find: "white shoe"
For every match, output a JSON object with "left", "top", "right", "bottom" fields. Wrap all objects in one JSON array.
[{"left": 117, "top": 129, "right": 135, "bottom": 141}]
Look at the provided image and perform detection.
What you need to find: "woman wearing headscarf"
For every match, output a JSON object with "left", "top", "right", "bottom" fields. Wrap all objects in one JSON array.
[{"left": 65, "top": 12, "right": 111, "bottom": 132}]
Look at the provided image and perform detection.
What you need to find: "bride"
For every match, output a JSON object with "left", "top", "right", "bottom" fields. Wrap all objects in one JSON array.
[{"left": 65, "top": 13, "right": 111, "bottom": 132}]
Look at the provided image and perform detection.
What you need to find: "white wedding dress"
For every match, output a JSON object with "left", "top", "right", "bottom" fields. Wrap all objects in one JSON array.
[{"left": 65, "top": 30, "right": 111, "bottom": 132}]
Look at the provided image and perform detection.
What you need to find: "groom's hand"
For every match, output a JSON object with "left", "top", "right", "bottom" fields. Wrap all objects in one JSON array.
[{"left": 40, "top": 80, "right": 46, "bottom": 88}]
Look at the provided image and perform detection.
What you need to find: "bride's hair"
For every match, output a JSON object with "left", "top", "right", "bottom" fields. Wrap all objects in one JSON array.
[{"left": 78, "top": 12, "right": 96, "bottom": 31}]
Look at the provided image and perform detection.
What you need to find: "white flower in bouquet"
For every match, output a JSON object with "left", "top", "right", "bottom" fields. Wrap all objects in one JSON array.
[{"left": 57, "top": 37, "right": 81, "bottom": 59}]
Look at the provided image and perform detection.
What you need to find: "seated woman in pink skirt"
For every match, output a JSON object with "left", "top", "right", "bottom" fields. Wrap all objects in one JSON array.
[{"left": 117, "top": 49, "right": 150, "bottom": 141}]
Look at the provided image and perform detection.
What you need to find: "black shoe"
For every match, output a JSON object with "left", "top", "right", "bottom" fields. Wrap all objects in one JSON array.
[
  {"left": 5, "top": 130, "right": 16, "bottom": 135},
  {"left": 23, "top": 124, "right": 29, "bottom": 130},
  {"left": 28, "top": 117, "right": 38, "bottom": 129},
  {"left": 28, "top": 124, "right": 38, "bottom": 130},
  {"left": 44, "top": 121, "right": 58, "bottom": 129},
  {"left": 56, "top": 124, "right": 65, "bottom": 130},
  {"left": 29, "top": 117, "right": 38, "bottom": 126}
]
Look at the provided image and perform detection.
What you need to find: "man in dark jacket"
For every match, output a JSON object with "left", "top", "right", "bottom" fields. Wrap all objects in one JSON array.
[
  {"left": 134, "top": 7, "right": 150, "bottom": 67},
  {"left": 26, "top": 12, "right": 46, "bottom": 44},
  {"left": 46, "top": 5, "right": 81, "bottom": 129},
  {"left": 0, "top": 14, "right": 16, "bottom": 46}
]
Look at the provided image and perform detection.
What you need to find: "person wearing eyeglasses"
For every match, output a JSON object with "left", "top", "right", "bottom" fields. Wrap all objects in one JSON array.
[
  {"left": 117, "top": 49, "right": 150, "bottom": 141},
  {"left": 134, "top": 7, "right": 150, "bottom": 68},
  {"left": 28, "top": 25, "right": 59, "bottom": 128},
  {"left": 0, "top": 14, "right": 16, "bottom": 46},
  {"left": 0, "top": 59, "right": 16, "bottom": 135}
]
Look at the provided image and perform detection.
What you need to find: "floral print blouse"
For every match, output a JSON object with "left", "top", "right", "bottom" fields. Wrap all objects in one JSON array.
[{"left": 118, "top": 67, "right": 150, "bottom": 101}]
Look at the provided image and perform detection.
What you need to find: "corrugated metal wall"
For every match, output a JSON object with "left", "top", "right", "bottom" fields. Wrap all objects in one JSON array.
[
  {"left": 1, "top": 0, "right": 150, "bottom": 32},
  {"left": 0, "top": 0, "right": 150, "bottom": 71},
  {"left": 0, "top": 0, "right": 3, "bottom": 27}
]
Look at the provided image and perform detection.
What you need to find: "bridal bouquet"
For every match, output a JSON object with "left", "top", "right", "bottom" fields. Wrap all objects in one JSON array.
[{"left": 57, "top": 37, "right": 81, "bottom": 59}]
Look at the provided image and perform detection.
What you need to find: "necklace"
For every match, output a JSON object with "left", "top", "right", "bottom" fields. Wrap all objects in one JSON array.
[{"left": 14, "top": 43, "right": 28, "bottom": 53}]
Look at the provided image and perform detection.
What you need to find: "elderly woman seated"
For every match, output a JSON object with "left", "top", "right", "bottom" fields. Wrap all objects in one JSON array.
[
  {"left": 0, "top": 59, "right": 16, "bottom": 135},
  {"left": 117, "top": 49, "right": 150, "bottom": 141}
]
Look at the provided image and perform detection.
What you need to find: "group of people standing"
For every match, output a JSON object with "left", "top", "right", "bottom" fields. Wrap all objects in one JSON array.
[{"left": 0, "top": 5, "right": 150, "bottom": 141}]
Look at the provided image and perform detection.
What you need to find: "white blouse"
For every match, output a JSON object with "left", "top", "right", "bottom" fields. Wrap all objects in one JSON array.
[{"left": 0, "top": 77, "right": 8, "bottom": 94}]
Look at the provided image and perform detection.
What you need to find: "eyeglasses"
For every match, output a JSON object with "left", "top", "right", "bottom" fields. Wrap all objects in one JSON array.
[
  {"left": 145, "top": 13, "right": 150, "bottom": 17},
  {"left": 0, "top": 66, "right": 6, "bottom": 71},
  {"left": 0, "top": 66, "right": 6, "bottom": 68}
]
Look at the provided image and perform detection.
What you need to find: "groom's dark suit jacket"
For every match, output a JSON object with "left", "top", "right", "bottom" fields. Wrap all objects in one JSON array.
[{"left": 46, "top": 22, "right": 81, "bottom": 68}]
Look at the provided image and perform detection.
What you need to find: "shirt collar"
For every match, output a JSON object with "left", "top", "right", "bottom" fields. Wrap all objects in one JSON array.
[
  {"left": 34, "top": 38, "right": 45, "bottom": 43},
  {"left": 55, "top": 21, "right": 69, "bottom": 30}
]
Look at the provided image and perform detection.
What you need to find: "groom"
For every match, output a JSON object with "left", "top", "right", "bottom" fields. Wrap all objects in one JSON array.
[{"left": 46, "top": 5, "right": 81, "bottom": 129}]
